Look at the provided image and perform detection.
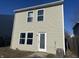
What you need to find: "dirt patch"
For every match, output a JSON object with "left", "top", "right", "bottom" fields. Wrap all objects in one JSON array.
[
  {"left": 0, "top": 47, "right": 34, "bottom": 58},
  {"left": 46, "top": 54, "right": 55, "bottom": 58},
  {"left": 0, "top": 47, "right": 55, "bottom": 58},
  {"left": 0, "top": 47, "right": 77, "bottom": 58},
  {"left": 65, "top": 50, "right": 77, "bottom": 58}
]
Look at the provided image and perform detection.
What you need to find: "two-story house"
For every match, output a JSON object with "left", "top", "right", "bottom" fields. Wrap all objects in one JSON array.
[{"left": 11, "top": 0, "right": 65, "bottom": 54}]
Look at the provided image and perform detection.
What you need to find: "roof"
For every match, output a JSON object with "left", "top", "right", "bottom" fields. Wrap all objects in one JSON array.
[{"left": 14, "top": 0, "right": 64, "bottom": 13}]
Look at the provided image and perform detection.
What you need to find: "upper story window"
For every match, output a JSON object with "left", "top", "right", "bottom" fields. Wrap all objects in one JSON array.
[
  {"left": 38, "top": 10, "right": 44, "bottom": 21},
  {"left": 27, "top": 12, "right": 33, "bottom": 22}
]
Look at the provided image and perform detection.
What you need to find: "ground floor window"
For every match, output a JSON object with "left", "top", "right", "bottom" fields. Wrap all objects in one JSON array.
[
  {"left": 27, "top": 33, "right": 33, "bottom": 45},
  {"left": 19, "top": 32, "right": 33, "bottom": 45},
  {"left": 19, "top": 33, "right": 26, "bottom": 44}
]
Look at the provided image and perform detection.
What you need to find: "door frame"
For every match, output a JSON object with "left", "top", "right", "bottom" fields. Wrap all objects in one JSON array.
[{"left": 38, "top": 32, "right": 47, "bottom": 52}]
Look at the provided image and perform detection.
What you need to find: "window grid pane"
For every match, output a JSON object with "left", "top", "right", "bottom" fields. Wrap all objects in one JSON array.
[
  {"left": 27, "top": 17, "right": 32, "bottom": 22},
  {"left": 28, "top": 12, "right": 33, "bottom": 17},
  {"left": 20, "top": 33, "right": 25, "bottom": 38},
  {"left": 38, "top": 16, "right": 43, "bottom": 21},
  {"left": 27, "top": 39, "right": 33, "bottom": 45},
  {"left": 27, "top": 33, "right": 33, "bottom": 38},
  {"left": 19, "top": 39, "right": 25, "bottom": 44},
  {"left": 38, "top": 10, "right": 43, "bottom": 15}
]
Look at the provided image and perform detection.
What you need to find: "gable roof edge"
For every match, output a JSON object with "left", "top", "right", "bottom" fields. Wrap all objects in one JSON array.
[{"left": 14, "top": 0, "right": 64, "bottom": 13}]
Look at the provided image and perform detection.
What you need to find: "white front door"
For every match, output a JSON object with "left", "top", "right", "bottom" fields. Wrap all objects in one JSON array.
[{"left": 39, "top": 32, "right": 46, "bottom": 52}]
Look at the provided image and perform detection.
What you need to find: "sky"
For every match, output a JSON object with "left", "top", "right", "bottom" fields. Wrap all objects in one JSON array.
[
  {"left": 0, "top": 0, "right": 79, "bottom": 35},
  {"left": 65, "top": 0, "right": 79, "bottom": 34}
]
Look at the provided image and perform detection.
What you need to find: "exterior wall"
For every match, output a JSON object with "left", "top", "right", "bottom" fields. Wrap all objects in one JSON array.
[{"left": 11, "top": 4, "right": 65, "bottom": 54}]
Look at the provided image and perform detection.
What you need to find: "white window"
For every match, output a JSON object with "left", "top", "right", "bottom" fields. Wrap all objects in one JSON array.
[
  {"left": 27, "top": 33, "right": 33, "bottom": 45},
  {"left": 27, "top": 12, "right": 33, "bottom": 22},
  {"left": 19, "top": 32, "right": 33, "bottom": 45},
  {"left": 38, "top": 10, "right": 44, "bottom": 21},
  {"left": 19, "top": 33, "right": 26, "bottom": 44}
]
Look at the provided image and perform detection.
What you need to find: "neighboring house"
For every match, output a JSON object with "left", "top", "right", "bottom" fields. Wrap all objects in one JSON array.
[{"left": 11, "top": 0, "right": 65, "bottom": 54}]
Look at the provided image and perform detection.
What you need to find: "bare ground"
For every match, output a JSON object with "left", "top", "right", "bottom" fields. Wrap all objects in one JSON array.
[
  {"left": 0, "top": 47, "right": 55, "bottom": 58},
  {"left": 0, "top": 47, "right": 34, "bottom": 58},
  {"left": 0, "top": 47, "right": 77, "bottom": 58}
]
